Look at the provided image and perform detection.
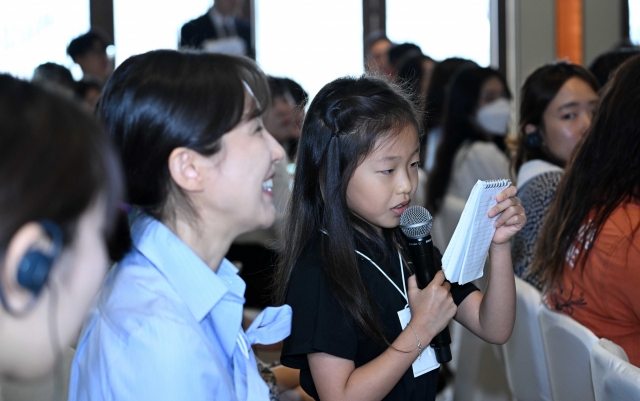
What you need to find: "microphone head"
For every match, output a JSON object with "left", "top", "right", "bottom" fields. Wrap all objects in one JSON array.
[{"left": 400, "top": 205, "right": 433, "bottom": 239}]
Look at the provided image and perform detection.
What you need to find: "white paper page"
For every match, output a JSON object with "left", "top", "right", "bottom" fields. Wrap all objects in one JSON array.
[
  {"left": 459, "top": 185, "right": 503, "bottom": 284},
  {"left": 442, "top": 180, "right": 483, "bottom": 281}
]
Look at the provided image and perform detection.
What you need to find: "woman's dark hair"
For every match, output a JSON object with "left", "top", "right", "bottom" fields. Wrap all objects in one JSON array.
[
  {"left": 588, "top": 47, "right": 640, "bottom": 87},
  {"left": 99, "top": 50, "right": 270, "bottom": 223},
  {"left": 388, "top": 43, "right": 422, "bottom": 73},
  {"left": 274, "top": 76, "right": 421, "bottom": 348},
  {"left": 424, "top": 57, "right": 477, "bottom": 130},
  {"left": 531, "top": 54, "right": 640, "bottom": 293},
  {"left": 510, "top": 62, "right": 600, "bottom": 177},
  {"left": 282, "top": 77, "right": 308, "bottom": 108},
  {"left": 426, "top": 66, "right": 510, "bottom": 214},
  {"left": 0, "top": 74, "right": 122, "bottom": 253},
  {"left": 397, "top": 54, "right": 435, "bottom": 101},
  {"left": 67, "top": 29, "right": 110, "bottom": 60}
]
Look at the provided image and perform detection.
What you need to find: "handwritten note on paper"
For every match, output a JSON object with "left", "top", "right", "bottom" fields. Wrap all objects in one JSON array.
[{"left": 443, "top": 179, "right": 511, "bottom": 284}]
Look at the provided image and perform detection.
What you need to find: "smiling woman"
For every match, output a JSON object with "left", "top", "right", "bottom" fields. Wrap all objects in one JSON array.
[{"left": 68, "top": 50, "right": 292, "bottom": 401}]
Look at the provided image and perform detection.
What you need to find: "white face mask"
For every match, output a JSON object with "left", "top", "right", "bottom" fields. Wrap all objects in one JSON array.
[{"left": 476, "top": 98, "right": 511, "bottom": 136}]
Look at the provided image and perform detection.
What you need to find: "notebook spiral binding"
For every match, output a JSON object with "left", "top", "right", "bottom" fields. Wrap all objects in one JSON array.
[{"left": 484, "top": 178, "right": 512, "bottom": 188}]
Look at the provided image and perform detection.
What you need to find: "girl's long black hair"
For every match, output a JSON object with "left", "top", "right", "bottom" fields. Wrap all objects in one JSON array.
[{"left": 274, "top": 75, "right": 421, "bottom": 347}]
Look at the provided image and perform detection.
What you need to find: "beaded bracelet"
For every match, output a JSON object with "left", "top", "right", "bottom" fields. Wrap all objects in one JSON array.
[{"left": 406, "top": 322, "right": 423, "bottom": 359}]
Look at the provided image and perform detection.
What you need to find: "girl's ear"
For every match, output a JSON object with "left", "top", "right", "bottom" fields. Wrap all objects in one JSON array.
[
  {"left": 1, "top": 223, "right": 53, "bottom": 310},
  {"left": 167, "top": 147, "right": 206, "bottom": 193}
]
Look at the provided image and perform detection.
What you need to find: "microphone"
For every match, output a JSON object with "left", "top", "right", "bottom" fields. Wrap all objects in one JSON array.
[{"left": 400, "top": 205, "right": 452, "bottom": 363}]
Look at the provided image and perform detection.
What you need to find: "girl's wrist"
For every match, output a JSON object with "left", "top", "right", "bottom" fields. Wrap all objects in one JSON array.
[{"left": 490, "top": 241, "right": 510, "bottom": 252}]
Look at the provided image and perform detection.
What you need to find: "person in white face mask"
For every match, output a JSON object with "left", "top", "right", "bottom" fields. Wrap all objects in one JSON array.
[
  {"left": 509, "top": 62, "right": 599, "bottom": 291},
  {"left": 426, "top": 66, "right": 512, "bottom": 251},
  {"left": 425, "top": 66, "right": 514, "bottom": 401}
]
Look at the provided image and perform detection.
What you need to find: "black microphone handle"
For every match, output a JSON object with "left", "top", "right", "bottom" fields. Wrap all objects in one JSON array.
[{"left": 406, "top": 235, "right": 452, "bottom": 363}]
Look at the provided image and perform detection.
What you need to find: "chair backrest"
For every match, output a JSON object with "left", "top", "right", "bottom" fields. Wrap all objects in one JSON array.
[
  {"left": 502, "top": 277, "right": 552, "bottom": 401},
  {"left": 590, "top": 338, "right": 640, "bottom": 401},
  {"left": 538, "top": 304, "right": 598, "bottom": 401}
]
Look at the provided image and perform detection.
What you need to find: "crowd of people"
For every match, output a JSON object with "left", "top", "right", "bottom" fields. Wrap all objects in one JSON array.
[{"left": 1, "top": 2, "right": 640, "bottom": 401}]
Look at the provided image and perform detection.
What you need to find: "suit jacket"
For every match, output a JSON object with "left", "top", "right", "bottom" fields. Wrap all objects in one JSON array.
[{"left": 180, "top": 13, "right": 254, "bottom": 58}]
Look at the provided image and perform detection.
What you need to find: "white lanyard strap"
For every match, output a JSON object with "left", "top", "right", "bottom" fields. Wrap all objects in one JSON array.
[{"left": 355, "top": 250, "right": 408, "bottom": 307}]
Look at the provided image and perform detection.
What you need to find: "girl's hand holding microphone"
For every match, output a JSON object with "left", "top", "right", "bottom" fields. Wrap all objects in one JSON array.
[{"left": 407, "top": 271, "right": 456, "bottom": 344}]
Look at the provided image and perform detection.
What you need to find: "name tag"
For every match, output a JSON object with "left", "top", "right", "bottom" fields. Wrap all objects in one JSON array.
[{"left": 397, "top": 308, "right": 440, "bottom": 377}]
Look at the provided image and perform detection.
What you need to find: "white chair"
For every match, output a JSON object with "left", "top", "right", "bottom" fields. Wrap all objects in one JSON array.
[
  {"left": 538, "top": 304, "right": 598, "bottom": 401},
  {"left": 501, "top": 277, "right": 551, "bottom": 401},
  {"left": 590, "top": 338, "right": 640, "bottom": 401}
]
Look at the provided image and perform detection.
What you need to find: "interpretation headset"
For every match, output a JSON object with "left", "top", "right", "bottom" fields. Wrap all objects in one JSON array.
[
  {"left": 16, "top": 220, "right": 63, "bottom": 296},
  {"left": 526, "top": 130, "right": 543, "bottom": 148}
]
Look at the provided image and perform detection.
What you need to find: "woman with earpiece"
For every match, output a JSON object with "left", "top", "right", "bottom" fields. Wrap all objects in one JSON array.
[
  {"left": 426, "top": 66, "right": 512, "bottom": 251},
  {"left": 509, "top": 63, "right": 599, "bottom": 290},
  {"left": 68, "top": 51, "right": 292, "bottom": 401},
  {"left": 0, "top": 74, "right": 122, "bottom": 381}
]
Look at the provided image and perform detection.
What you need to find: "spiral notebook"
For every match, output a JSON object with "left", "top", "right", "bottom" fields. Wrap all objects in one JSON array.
[{"left": 442, "top": 179, "right": 511, "bottom": 284}]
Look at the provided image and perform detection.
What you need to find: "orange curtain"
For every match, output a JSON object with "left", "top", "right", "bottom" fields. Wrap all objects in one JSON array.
[{"left": 556, "top": 0, "right": 583, "bottom": 64}]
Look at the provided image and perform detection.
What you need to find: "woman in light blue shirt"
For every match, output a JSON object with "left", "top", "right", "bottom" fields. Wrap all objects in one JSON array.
[{"left": 69, "top": 50, "right": 292, "bottom": 401}]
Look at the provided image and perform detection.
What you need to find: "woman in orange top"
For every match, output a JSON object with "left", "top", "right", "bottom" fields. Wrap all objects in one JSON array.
[{"left": 531, "top": 54, "right": 640, "bottom": 366}]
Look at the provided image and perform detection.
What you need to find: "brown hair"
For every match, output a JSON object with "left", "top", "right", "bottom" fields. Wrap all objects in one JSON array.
[{"left": 530, "top": 55, "right": 640, "bottom": 292}]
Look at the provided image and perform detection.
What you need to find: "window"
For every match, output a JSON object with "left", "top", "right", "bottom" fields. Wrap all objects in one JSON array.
[
  {"left": 0, "top": 0, "right": 90, "bottom": 79},
  {"left": 113, "top": 0, "right": 211, "bottom": 66},
  {"left": 386, "top": 0, "right": 491, "bottom": 66},
  {"left": 255, "top": 0, "right": 364, "bottom": 104},
  {"left": 630, "top": 0, "right": 640, "bottom": 45}
]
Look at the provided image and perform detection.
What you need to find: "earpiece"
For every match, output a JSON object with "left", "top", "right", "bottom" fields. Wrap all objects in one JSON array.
[
  {"left": 526, "top": 131, "right": 543, "bottom": 148},
  {"left": 16, "top": 220, "right": 63, "bottom": 296}
]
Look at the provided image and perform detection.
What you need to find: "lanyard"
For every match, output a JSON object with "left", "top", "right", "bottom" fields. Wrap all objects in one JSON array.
[{"left": 355, "top": 250, "right": 409, "bottom": 308}]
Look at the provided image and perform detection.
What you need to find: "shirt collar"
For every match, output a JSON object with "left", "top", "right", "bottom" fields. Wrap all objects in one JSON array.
[
  {"left": 517, "top": 159, "right": 563, "bottom": 187},
  {"left": 129, "top": 210, "right": 246, "bottom": 321}
]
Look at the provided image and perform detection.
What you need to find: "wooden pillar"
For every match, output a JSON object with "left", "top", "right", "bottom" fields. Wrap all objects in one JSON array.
[{"left": 556, "top": 0, "right": 583, "bottom": 64}]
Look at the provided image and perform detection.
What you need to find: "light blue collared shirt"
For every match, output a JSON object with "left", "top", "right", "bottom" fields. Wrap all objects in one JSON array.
[{"left": 68, "top": 212, "right": 291, "bottom": 401}]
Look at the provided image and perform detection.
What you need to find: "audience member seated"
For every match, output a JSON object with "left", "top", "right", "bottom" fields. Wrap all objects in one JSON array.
[
  {"left": 509, "top": 62, "right": 599, "bottom": 290},
  {"left": 588, "top": 46, "right": 640, "bottom": 88},
  {"left": 427, "top": 66, "right": 511, "bottom": 250},
  {"left": 68, "top": 50, "right": 291, "bottom": 400},
  {"left": 363, "top": 30, "right": 393, "bottom": 76},
  {"left": 397, "top": 53, "right": 436, "bottom": 109},
  {"left": 180, "top": 0, "right": 253, "bottom": 58},
  {"left": 74, "top": 80, "right": 102, "bottom": 112},
  {"left": 0, "top": 74, "right": 122, "bottom": 382},
  {"left": 31, "top": 62, "right": 76, "bottom": 99},
  {"left": 531, "top": 54, "right": 640, "bottom": 367},
  {"left": 67, "top": 30, "right": 113, "bottom": 86},
  {"left": 387, "top": 42, "right": 422, "bottom": 80},
  {"left": 422, "top": 57, "right": 477, "bottom": 173},
  {"left": 281, "top": 77, "right": 308, "bottom": 160}
]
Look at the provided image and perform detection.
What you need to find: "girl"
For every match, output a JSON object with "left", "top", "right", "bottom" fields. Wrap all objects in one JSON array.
[
  {"left": 532, "top": 55, "right": 640, "bottom": 366},
  {"left": 426, "top": 66, "right": 512, "bottom": 251},
  {"left": 275, "top": 76, "right": 526, "bottom": 401},
  {"left": 509, "top": 63, "right": 599, "bottom": 290},
  {"left": 69, "top": 51, "right": 291, "bottom": 400},
  {"left": 0, "top": 74, "right": 122, "bottom": 380}
]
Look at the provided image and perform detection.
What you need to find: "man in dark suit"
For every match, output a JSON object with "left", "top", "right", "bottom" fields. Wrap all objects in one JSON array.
[{"left": 180, "top": 0, "right": 254, "bottom": 58}]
